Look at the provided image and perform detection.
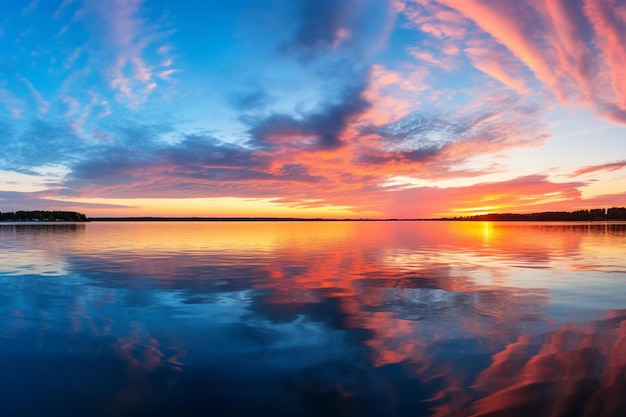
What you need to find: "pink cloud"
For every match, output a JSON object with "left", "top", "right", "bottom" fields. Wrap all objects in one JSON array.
[
  {"left": 157, "top": 69, "right": 179, "bottom": 80},
  {"left": 542, "top": 0, "right": 594, "bottom": 100},
  {"left": 419, "top": 22, "right": 465, "bottom": 39},
  {"left": 583, "top": 0, "right": 626, "bottom": 111},
  {"left": 400, "top": 0, "right": 626, "bottom": 126},
  {"left": 360, "top": 65, "right": 425, "bottom": 125},
  {"left": 78, "top": 0, "right": 173, "bottom": 106},
  {"left": 464, "top": 42, "right": 529, "bottom": 94},
  {"left": 157, "top": 45, "right": 171, "bottom": 55},
  {"left": 569, "top": 160, "right": 626, "bottom": 177},
  {"left": 143, "top": 82, "right": 157, "bottom": 94},
  {"left": 404, "top": 1, "right": 467, "bottom": 34},
  {"left": 408, "top": 48, "right": 456, "bottom": 70},
  {"left": 437, "top": 0, "right": 567, "bottom": 101}
]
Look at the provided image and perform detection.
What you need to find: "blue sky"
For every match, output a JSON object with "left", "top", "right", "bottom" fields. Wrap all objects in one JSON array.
[{"left": 1, "top": 0, "right": 625, "bottom": 217}]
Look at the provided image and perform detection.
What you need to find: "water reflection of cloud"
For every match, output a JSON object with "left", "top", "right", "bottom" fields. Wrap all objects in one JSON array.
[
  {"left": 2, "top": 222, "right": 626, "bottom": 415},
  {"left": 465, "top": 311, "right": 626, "bottom": 417}
]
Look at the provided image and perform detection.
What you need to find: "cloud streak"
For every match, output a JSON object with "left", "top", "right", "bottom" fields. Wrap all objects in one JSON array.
[
  {"left": 569, "top": 160, "right": 626, "bottom": 177},
  {"left": 75, "top": 0, "right": 174, "bottom": 106},
  {"left": 400, "top": 0, "right": 626, "bottom": 125}
]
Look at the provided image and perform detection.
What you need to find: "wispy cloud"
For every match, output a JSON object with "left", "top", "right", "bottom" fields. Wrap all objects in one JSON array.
[
  {"left": 156, "top": 69, "right": 178, "bottom": 80},
  {"left": 77, "top": 0, "right": 173, "bottom": 106},
  {"left": 464, "top": 39, "right": 529, "bottom": 94},
  {"left": 53, "top": 0, "right": 77, "bottom": 19},
  {"left": 22, "top": 0, "right": 37, "bottom": 15},
  {"left": 401, "top": 0, "right": 626, "bottom": 125},
  {"left": 17, "top": 74, "right": 49, "bottom": 114},
  {"left": 0, "top": 89, "right": 26, "bottom": 118},
  {"left": 569, "top": 160, "right": 626, "bottom": 177},
  {"left": 360, "top": 65, "right": 425, "bottom": 125},
  {"left": 358, "top": 91, "right": 547, "bottom": 176},
  {"left": 583, "top": 0, "right": 626, "bottom": 110}
]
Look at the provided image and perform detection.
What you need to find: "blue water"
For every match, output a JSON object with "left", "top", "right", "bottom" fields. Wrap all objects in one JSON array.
[{"left": 1, "top": 221, "right": 625, "bottom": 416}]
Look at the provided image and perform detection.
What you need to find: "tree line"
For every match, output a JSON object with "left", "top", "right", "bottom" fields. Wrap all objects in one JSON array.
[
  {"left": 0, "top": 211, "right": 88, "bottom": 222},
  {"left": 444, "top": 207, "right": 626, "bottom": 221}
]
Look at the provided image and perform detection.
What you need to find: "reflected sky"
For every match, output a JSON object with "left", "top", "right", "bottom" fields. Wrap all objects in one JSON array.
[{"left": 1, "top": 221, "right": 625, "bottom": 416}]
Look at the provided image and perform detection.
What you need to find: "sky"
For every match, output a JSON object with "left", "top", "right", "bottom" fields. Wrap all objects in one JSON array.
[{"left": 0, "top": 0, "right": 625, "bottom": 218}]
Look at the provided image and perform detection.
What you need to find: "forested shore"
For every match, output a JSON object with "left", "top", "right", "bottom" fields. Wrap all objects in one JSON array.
[
  {"left": 0, "top": 211, "right": 88, "bottom": 222},
  {"left": 441, "top": 207, "right": 626, "bottom": 221}
]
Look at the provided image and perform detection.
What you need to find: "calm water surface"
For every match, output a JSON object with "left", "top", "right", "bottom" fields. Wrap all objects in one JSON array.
[{"left": 1, "top": 221, "right": 625, "bottom": 416}]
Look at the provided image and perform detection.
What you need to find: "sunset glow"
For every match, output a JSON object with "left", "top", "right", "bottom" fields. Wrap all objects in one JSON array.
[{"left": 1, "top": 0, "right": 625, "bottom": 217}]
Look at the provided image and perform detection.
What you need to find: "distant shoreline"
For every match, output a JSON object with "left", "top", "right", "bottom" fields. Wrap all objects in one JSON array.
[
  {"left": 3, "top": 218, "right": 626, "bottom": 224},
  {"left": 0, "top": 221, "right": 87, "bottom": 225},
  {"left": 85, "top": 206, "right": 626, "bottom": 222},
  {"left": 2, "top": 207, "right": 625, "bottom": 222},
  {"left": 88, "top": 217, "right": 626, "bottom": 222}
]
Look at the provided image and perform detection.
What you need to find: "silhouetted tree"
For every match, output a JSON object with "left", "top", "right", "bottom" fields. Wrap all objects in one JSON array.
[{"left": 0, "top": 211, "right": 88, "bottom": 222}]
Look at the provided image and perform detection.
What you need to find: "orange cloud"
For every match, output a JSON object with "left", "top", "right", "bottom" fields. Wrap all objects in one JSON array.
[{"left": 385, "top": 175, "right": 588, "bottom": 218}]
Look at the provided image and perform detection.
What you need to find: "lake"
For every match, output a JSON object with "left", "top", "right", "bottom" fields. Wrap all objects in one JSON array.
[{"left": 1, "top": 221, "right": 625, "bottom": 417}]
